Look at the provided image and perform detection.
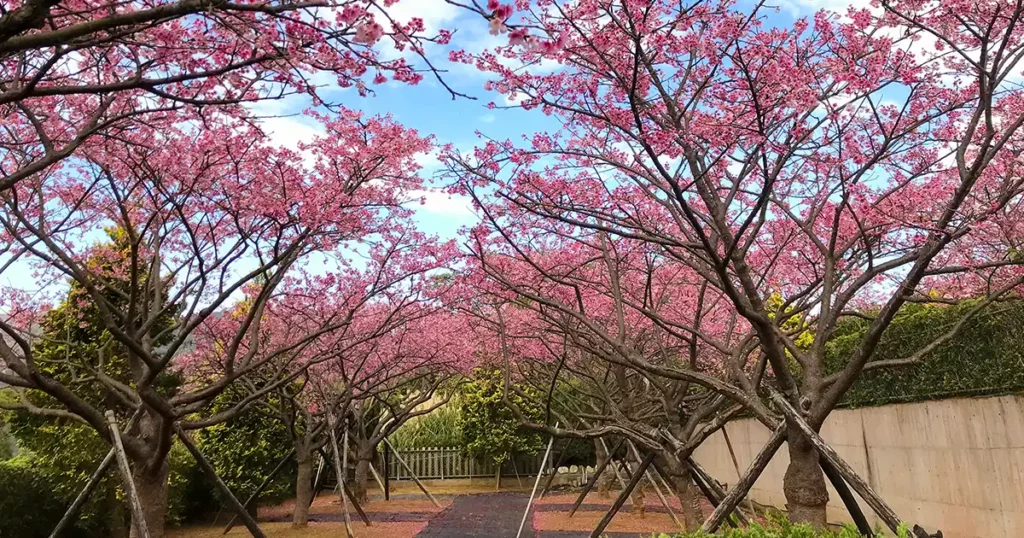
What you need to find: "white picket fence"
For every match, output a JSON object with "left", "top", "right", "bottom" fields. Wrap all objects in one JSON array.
[{"left": 386, "top": 447, "right": 549, "bottom": 480}]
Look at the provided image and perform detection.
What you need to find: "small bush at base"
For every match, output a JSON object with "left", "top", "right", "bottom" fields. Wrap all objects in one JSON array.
[{"left": 649, "top": 517, "right": 914, "bottom": 538}]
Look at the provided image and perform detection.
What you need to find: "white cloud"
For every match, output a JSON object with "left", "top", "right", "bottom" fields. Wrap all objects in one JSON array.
[
  {"left": 259, "top": 116, "right": 325, "bottom": 153},
  {"left": 407, "top": 189, "right": 476, "bottom": 217},
  {"left": 383, "top": 0, "right": 460, "bottom": 34},
  {"left": 479, "top": 114, "right": 496, "bottom": 123}
]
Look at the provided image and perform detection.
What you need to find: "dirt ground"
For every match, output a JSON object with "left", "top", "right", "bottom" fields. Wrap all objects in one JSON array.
[{"left": 168, "top": 483, "right": 707, "bottom": 538}]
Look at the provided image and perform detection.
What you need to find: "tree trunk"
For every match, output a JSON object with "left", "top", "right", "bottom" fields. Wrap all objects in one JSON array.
[
  {"left": 783, "top": 423, "right": 829, "bottom": 528},
  {"left": 129, "top": 460, "right": 170, "bottom": 538},
  {"left": 657, "top": 454, "right": 703, "bottom": 531},
  {"left": 352, "top": 451, "right": 372, "bottom": 504},
  {"left": 495, "top": 461, "right": 501, "bottom": 491},
  {"left": 292, "top": 440, "right": 313, "bottom": 528}
]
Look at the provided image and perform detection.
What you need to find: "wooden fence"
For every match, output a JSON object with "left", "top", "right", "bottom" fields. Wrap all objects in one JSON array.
[{"left": 386, "top": 447, "right": 549, "bottom": 480}]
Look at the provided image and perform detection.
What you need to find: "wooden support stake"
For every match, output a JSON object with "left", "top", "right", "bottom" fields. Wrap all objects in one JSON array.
[
  {"left": 222, "top": 449, "right": 296, "bottom": 535},
  {"left": 539, "top": 444, "right": 569, "bottom": 499},
  {"left": 52, "top": 408, "right": 144, "bottom": 538},
  {"left": 768, "top": 389, "right": 903, "bottom": 534},
  {"left": 590, "top": 450, "right": 657, "bottom": 538},
  {"left": 368, "top": 460, "right": 387, "bottom": 496},
  {"left": 686, "top": 458, "right": 742, "bottom": 528},
  {"left": 175, "top": 425, "right": 265, "bottom": 538},
  {"left": 722, "top": 427, "right": 757, "bottom": 514},
  {"left": 599, "top": 437, "right": 636, "bottom": 506},
  {"left": 383, "top": 438, "right": 441, "bottom": 508},
  {"left": 106, "top": 411, "right": 150, "bottom": 538},
  {"left": 49, "top": 448, "right": 116, "bottom": 538},
  {"left": 341, "top": 475, "right": 372, "bottom": 527},
  {"left": 327, "top": 411, "right": 355, "bottom": 537},
  {"left": 820, "top": 456, "right": 873, "bottom": 536},
  {"left": 309, "top": 452, "right": 326, "bottom": 507},
  {"left": 383, "top": 441, "right": 391, "bottom": 501},
  {"left": 516, "top": 423, "right": 558, "bottom": 538},
  {"left": 568, "top": 437, "right": 623, "bottom": 517},
  {"left": 626, "top": 440, "right": 686, "bottom": 533},
  {"left": 702, "top": 422, "right": 786, "bottom": 533}
]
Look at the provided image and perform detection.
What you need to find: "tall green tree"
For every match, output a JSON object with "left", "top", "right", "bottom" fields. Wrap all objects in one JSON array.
[
  {"left": 457, "top": 368, "right": 543, "bottom": 489},
  {"left": 2, "top": 229, "right": 184, "bottom": 537}
]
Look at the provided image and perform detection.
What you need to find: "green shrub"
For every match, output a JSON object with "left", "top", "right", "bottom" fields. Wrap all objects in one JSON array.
[
  {"left": 0, "top": 457, "right": 78, "bottom": 538},
  {"left": 651, "top": 517, "right": 914, "bottom": 538}
]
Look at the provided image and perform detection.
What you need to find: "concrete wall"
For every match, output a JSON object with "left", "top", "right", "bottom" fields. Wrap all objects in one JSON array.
[{"left": 692, "top": 395, "right": 1024, "bottom": 537}]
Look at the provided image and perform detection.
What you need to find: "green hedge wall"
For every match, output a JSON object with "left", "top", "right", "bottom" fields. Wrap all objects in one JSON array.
[{"left": 826, "top": 299, "right": 1024, "bottom": 407}]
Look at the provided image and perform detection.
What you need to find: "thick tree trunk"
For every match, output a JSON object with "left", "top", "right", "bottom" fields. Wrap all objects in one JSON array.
[
  {"left": 129, "top": 460, "right": 170, "bottom": 538},
  {"left": 659, "top": 456, "right": 703, "bottom": 532},
  {"left": 353, "top": 455, "right": 371, "bottom": 504},
  {"left": 783, "top": 424, "right": 829, "bottom": 528},
  {"left": 292, "top": 441, "right": 314, "bottom": 528}
]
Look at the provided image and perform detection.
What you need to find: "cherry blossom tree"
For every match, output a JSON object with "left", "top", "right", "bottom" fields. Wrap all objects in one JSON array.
[
  {"left": 213, "top": 230, "right": 468, "bottom": 525},
  {"left": 447, "top": 0, "right": 1024, "bottom": 527},
  {"left": 0, "top": 107, "right": 432, "bottom": 536},
  {"left": 0, "top": 0, "right": 467, "bottom": 193}
]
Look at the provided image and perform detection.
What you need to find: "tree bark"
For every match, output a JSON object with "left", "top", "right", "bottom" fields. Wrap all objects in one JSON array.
[
  {"left": 657, "top": 455, "right": 703, "bottom": 531},
  {"left": 351, "top": 444, "right": 373, "bottom": 504},
  {"left": 783, "top": 423, "right": 829, "bottom": 529},
  {"left": 292, "top": 440, "right": 313, "bottom": 528},
  {"left": 129, "top": 460, "right": 169, "bottom": 538}
]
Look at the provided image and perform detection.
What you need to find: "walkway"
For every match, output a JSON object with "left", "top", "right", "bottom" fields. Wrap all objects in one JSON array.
[{"left": 413, "top": 492, "right": 650, "bottom": 538}]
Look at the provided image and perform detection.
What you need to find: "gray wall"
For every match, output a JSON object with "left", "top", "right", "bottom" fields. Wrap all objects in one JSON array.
[{"left": 693, "top": 395, "right": 1024, "bottom": 537}]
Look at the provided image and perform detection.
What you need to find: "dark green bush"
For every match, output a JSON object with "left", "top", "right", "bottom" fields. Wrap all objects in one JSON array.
[
  {"left": 826, "top": 299, "right": 1024, "bottom": 407},
  {"left": 0, "top": 457, "right": 77, "bottom": 538}
]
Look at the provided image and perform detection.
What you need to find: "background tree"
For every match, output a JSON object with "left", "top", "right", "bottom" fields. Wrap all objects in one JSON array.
[{"left": 458, "top": 367, "right": 543, "bottom": 489}]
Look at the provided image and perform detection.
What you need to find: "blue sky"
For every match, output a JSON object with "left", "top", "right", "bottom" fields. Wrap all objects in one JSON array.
[{"left": 249, "top": 0, "right": 858, "bottom": 243}]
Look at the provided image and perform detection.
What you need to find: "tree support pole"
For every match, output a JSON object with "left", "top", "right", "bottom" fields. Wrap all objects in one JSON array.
[
  {"left": 626, "top": 440, "right": 685, "bottom": 533},
  {"left": 820, "top": 456, "right": 873, "bottom": 536},
  {"left": 590, "top": 450, "right": 656, "bottom": 538},
  {"left": 341, "top": 473, "right": 372, "bottom": 527},
  {"left": 368, "top": 460, "right": 387, "bottom": 496},
  {"left": 327, "top": 411, "right": 355, "bottom": 537},
  {"left": 107, "top": 411, "right": 151, "bottom": 538},
  {"left": 539, "top": 442, "right": 569, "bottom": 499},
  {"left": 768, "top": 390, "right": 904, "bottom": 534},
  {"left": 721, "top": 426, "right": 755, "bottom": 513},
  {"left": 222, "top": 448, "right": 296, "bottom": 535},
  {"left": 516, "top": 422, "right": 558, "bottom": 538},
  {"left": 309, "top": 452, "right": 326, "bottom": 507},
  {"left": 568, "top": 437, "right": 623, "bottom": 517},
  {"left": 383, "top": 441, "right": 391, "bottom": 501},
  {"left": 687, "top": 457, "right": 748, "bottom": 527},
  {"left": 49, "top": 448, "right": 116, "bottom": 538},
  {"left": 598, "top": 437, "right": 636, "bottom": 506},
  {"left": 383, "top": 438, "right": 441, "bottom": 508},
  {"left": 175, "top": 425, "right": 265, "bottom": 538},
  {"left": 701, "top": 422, "right": 786, "bottom": 533}
]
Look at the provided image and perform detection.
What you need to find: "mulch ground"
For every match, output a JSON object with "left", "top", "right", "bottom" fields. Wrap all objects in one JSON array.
[{"left": 171, "top": 485, "right": 711, "bottom": 538}]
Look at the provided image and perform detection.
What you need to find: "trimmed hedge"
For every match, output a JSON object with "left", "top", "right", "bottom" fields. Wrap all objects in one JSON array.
[{"left": 826, "top": 299, "right": 1024, "bottom": 407}]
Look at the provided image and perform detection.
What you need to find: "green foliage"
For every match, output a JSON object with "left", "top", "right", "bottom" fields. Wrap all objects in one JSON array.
[
  {"left": 0, "top": 418, "right": 15, "bottom": 461},
  {"left": 0, "top": 457, "right": 70, "bottom": 538},
  {"left": 650, "top": 514, "right": 913, "bottom": 538},
  {"left": 193, "top": 391, "right": 295, "bottom": 505},
  {"left": 389, "top": 404, "right": 462, "bottom": 449},
  {"left": 826, "top": 299, "right": 1024, "bottom": 407},
  {"left": 457, "top": 368, "right": 544, "bottom": 464},
  {"left": 0, "top": 229, "right": 188, "bottom": 535}
]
